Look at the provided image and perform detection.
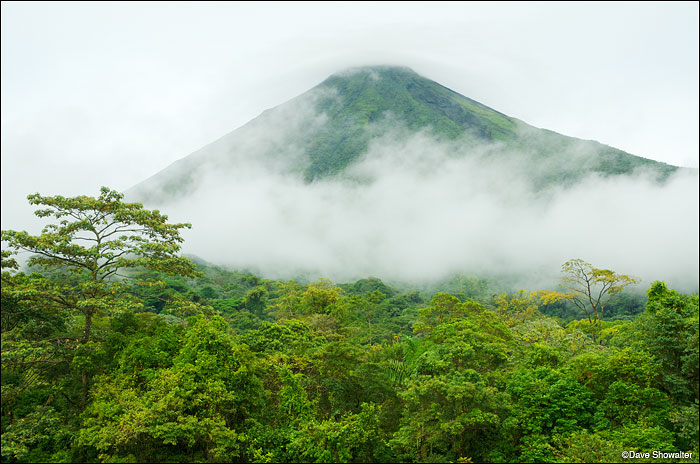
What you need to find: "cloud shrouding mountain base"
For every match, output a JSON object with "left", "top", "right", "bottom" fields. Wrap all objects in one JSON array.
[{"left": 154, "top": 126, "right": 699, "bottom": 292}]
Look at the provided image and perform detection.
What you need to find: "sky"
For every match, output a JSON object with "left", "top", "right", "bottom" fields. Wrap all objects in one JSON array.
[{"left": 2, "top": 2, "right": 699, "bottom": 275}]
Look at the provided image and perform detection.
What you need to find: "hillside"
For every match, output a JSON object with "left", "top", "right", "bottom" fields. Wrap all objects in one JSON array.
[{"left": 128, "top": 66, "right": 678, "bottom": 203}]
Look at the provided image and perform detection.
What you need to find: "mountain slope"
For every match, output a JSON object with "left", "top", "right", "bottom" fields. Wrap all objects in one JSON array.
[{"left": 128, "top": 66, "right": 678, "bottom": 203}]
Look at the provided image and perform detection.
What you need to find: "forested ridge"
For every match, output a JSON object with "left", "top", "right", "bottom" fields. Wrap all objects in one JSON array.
[{"left": 1, "top": 189, "right": 698, "bottom": 463}]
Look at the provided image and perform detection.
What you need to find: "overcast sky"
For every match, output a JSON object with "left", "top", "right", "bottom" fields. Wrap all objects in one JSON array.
[{"left": 2, "top": 1, "right": 698, "bottom": 231}]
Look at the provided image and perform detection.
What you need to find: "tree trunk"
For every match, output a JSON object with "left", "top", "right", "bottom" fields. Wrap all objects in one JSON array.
[
  {"left": 82, "top": 310, "right": 93, "bottom": 344},
  {"left": 80, "top": 310, "right": 93, "bottom": 408}
]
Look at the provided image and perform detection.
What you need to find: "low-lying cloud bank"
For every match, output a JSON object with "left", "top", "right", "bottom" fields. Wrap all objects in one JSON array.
[{"left": 154, "top": 127, "right": 699, "bottom": 293}]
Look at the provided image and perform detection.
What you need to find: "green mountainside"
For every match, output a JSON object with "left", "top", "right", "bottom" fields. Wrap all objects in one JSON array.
[
  {"left": 129, "top": 66, "right": 678, "bottom": 202},
  {"left": 305, "top": 66, "right": 519, "bottom": 179}
]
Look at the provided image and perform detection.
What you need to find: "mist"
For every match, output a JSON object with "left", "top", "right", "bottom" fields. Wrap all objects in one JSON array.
[{"left": 146, "top": 99, "right": 699, "bottom": 293}]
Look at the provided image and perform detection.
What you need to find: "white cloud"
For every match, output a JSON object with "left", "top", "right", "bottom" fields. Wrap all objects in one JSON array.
[{"left": 155, "top": 118, "right": 699, "bottom": 292}]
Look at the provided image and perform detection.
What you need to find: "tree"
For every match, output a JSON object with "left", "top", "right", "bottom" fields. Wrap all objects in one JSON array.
[
  {"left": 350, "top": 289, "right": 385, "bottom": 346},
  {"left": 1, "top": 187, "right": 198, "bottom": 405},
  {"left": 78, "top": 315, "right": 265, "bottom": 462},
  {"left": 641, "top": 281, "right": 699, "bottom": 402},
  {"left": 300, "top": 278, "right": 343, "bottom": 316},
  {"left": 536, "top": 259, "right": 640, "bottom": 341}
]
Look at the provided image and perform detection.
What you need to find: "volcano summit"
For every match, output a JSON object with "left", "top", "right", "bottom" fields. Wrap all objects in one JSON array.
[{"left": 129, "top": 66, "right": 676, "bottom": 203}]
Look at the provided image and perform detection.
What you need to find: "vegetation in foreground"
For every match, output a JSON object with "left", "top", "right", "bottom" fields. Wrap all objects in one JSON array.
[{"left": 1, "top": 188, "right": 698, "bottom": 463}]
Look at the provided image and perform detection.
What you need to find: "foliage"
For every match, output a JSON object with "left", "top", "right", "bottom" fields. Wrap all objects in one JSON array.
[
  {"left": 536, "top": 259, "right": 641, "bottom": 340},
  {"left": 1, "top": 187, "right": 200, "bottom": 460},
  {"left": 1, "top": 187, "right": 198, "bottom": 342},
  {"left": 2, "top": 194, "right": 698, "bottom": 462}
]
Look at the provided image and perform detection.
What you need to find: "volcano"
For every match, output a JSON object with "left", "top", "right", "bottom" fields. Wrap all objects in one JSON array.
[
  {"left": 128, "top": 66, "right": 677, "bottom": 204},
  {"left": 124, "top": 66, "right": 696, "bottom": 287}
]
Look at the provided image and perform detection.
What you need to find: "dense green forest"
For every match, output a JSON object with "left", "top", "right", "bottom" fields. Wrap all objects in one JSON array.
[{"left": 1, "top": 189, "right": 698, "bottom": 463}]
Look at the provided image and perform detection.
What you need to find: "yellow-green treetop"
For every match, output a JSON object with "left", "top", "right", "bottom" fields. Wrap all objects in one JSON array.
[{"left": 536, "top": 258, "right": 640, "bottom": 341}]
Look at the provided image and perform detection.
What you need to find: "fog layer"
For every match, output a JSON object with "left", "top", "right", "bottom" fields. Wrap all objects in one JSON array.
[{"left": 151, "top": 114, "right": 698, "bottom": 292}]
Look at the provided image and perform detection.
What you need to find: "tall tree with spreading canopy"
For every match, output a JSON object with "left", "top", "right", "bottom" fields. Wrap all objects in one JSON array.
[
  {"left": 536, "top": 258, "right": 640, "bottom": 341},
  {"left": 1, "top": 187, "right": 198, "bottom": 405}
]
